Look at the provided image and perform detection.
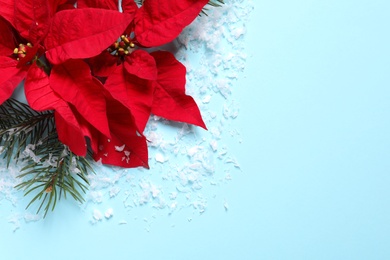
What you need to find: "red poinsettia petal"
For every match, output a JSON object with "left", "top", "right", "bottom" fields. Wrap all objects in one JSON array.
[
  {"left": 121, "top": 0, "right": 138, "bottom": 15},
  {"left": 14, "top": 0, "right": 51, "bottom": 44},
  {"left": 55, "top": 111, "right": 88, "bottom": 156},
  {"left": 45, "top": 9, "right": 133, "bottom": 64},
  {"left": 124, "top": 50, "right": 157, "bottom": 80},
  {"left": 105, "top": 64, "right": 154, "bottom": 132},
  {"left": 0, "top": 0, "right": 15, "bottom": 28},
  {"left": 94, "top": 133, "right": 148, "bottom": 168},
  {"left": 93, "top": 91, "right": 149, "bottom": 168},
  {"left": 0, "top": 17, "right": 16, "bottom": 55},
  {"left": 151, "top": 51, "right": 206, "bottom": 129},
  {"left": 49, "top": 59, "right": 111, "bottom": 138},
  {"left": 0, "top": 57, "right": 26, "bottom": 105},
  {"left": 78, "top": 0, "right": 118, "bottom": 10},
  {"left": 88, "top": 51, "right": 118, "bottom": 77},
  {"left": 24, "top": 63, "right": 87, "bottom": 156},
  {"left": 134, "top": 0, "right": 209, "bottom": 47}
]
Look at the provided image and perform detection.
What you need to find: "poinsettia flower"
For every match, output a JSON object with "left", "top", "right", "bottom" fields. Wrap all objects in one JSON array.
[
  {"left": 0, "top": 17, "right": 29, "bottom": 105},
  {"left": 89, "top": 0, "right": 209, "bottom": 131},
  {"left": 0, "top": 0, "right": 77, "bottom": 105}
]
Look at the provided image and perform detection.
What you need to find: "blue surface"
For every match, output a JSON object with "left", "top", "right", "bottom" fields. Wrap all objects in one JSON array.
[{"left": 1, "top": 1, "right": 390, "bottom": 259}]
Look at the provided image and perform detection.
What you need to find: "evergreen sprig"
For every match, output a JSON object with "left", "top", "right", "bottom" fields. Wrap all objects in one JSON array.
[{"left": 0, "top": 98, "right": 93, "bottom": 217}]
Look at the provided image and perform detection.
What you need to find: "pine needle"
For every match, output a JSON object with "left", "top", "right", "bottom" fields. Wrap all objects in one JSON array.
[{"left": 0, "top": 98, "right": 93, "bottom": 217}]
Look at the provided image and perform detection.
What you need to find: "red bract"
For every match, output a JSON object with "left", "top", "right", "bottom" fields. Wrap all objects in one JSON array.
[
  {"left": 24, "top": 64, "right": 88, "bottom": 156},
  {"left": 93, "top": 91, "right": 149, "bottom": 168},
  {"left": 14, "top": 0, "right": 51, "bottom": 44},
  {"left": 44, "top": 9, "right": 134, "bottom": 64},
  {"left": 151, "top": 51, "right": 207, "bottom": 129},
  {"left": 0, "top": 0, "right": 15, "bottom": 28},
  {"left": 133, "top": 0, "right": 209, "bottom": 47},
  {"left": 0, "top": 17, "right": 28, "bottom": 104},
  {"left": 104, "top": 63, "right": 154, "bottom": 132},
  {"left": 49, "top": 60, "right": 111, "bottom": 138}
]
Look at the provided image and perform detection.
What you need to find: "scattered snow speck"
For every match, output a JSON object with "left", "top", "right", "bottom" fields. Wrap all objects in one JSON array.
[
  {"left": 105, "top": 208, "right": 114, "bottom": 219},
  {"left": 93, "top": 209, "right": 103, "bottom": 221}
]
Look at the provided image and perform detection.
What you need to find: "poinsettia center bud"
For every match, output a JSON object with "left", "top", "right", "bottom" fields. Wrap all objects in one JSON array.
[
  {"left": 13, "top": 43, "right": 33, "bottom": 61},
  {"left": 107, "top": 35, "right": 136, "bottom": 57}
]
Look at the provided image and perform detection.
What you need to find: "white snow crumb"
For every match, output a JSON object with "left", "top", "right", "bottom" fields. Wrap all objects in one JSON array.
[
  {"left": 225, "top": 157, "right": 241, "bottom": 169},
  {"left": 187, "top": 146, "right": 201, "bottom": 157},
  {"left": 24, "top": 213, "right": 41, "bottom": 223},
  {"left": 146, "top": 131, "right": 162, "bottom": 147},
  {"left": 209, "top": 111, "right": 217, "bottom": 119},
  {"left": 202, "top": 95, "right": 212, "bottom": 104},
  {"left": 93, "top": 209, "right": 103, "bottom": 221},
  {"left": 225, "top": 173, "right": 232, "bottom": 181},
  {"left": 150, "top": 184, "right": 161, "bottom": 198},
  {"left": 8, "top": 215, "right": 21, "bottom": 232},
  {"left": 231, "top": 26, "right": 246, "bottom": 39},
  {"left": 210, "top": 127, "right": 221, "bottom": 139},
  {"left": 89, "top": 191, "right": 104, "bottom": 203},
  {"left": 155, "top": 153, "right": 166, "bottom": 163},
  {"left": 70, "top": 157, "right": 81, "bottom": 174},
  {"left": 115, "top": 144, "right": 126, "bottom": 152},
  {"left": 169, "top": 192, "right": 178, "bottom": 200},
  {"left": 209, "top": 140, "right": 218, "bottom": 152},
  {"left": 109, "top": 187, "right": 121, "bottom": 198},
  {"left": 192, "top": 199, "right": 207, "bottom": 214},
  {"left": 124, "top": 151, "right": 130, "bottom": 157},
  {"left": 224, "top": 200, "right": 229, "bottom": 211},
  {"left": 153, "top": 197, "right": 166, "bottom": 209},
  {"left": 170, "top": 202, "right": 178, "bottom": 212},
  {"left": 105, "top": 208, "right": 114, "bottom": 219},
  {"left": 22, "top": 144, "right": 41, "bottom": 163}
]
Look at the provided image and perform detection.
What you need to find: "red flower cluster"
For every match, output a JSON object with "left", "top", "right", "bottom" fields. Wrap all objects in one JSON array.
[{"left": 0, "top": 0, "right": 208, "bottom": 168}]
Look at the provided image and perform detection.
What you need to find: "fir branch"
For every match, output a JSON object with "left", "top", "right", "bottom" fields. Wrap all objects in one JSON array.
[
  {"left": 0, "top": 98, "right": 54, "bottom": 166},
  {"left": 15, "top": 134, "right": 93, "bottom": 217},
  {"left": 0, "top": 98, "right": 94, "bottom": 217}
]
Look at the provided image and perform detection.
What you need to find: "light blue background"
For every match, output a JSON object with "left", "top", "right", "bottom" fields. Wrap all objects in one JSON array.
[{"left": 1, "top": 0, "right": 390, "bottom": 259}]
